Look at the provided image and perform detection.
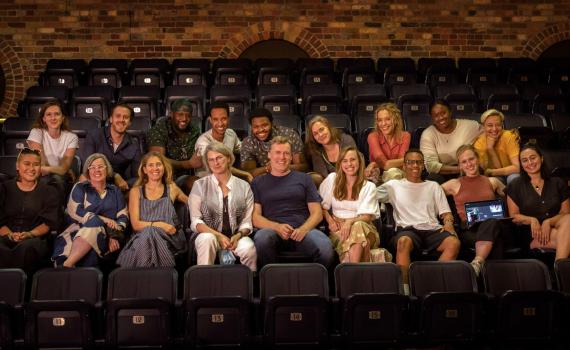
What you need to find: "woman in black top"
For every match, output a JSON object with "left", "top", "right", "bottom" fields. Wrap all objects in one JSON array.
[
  {"left": 0, "top": 148, "right": 61, "bottom": 273},
  {"left": 506, "top": 143, "right": 570, "bottom": 260}
]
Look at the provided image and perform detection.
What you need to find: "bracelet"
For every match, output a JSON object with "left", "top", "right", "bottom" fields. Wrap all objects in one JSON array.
[{"left": 26, "top": 231, "right": 35, "bottom": 238}]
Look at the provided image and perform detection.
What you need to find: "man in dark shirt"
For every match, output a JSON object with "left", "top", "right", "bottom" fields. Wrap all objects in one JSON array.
[
  {"left": 252, "top": 135, "right": 334, "bottom": 270},
  {"left": 147, "top": 98, "right": 202, "bottom": 192},
  {"left": 82, "top": 103, "right": 141, "bottom": 190}
]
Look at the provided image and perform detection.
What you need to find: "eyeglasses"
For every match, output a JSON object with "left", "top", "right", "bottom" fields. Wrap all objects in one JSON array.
[
  {"left": 405, "top": 160, "right": 424, "bottom": 166},
  {"left": 207, "top": 155, "right": 226, "bottom": 163},
  {"left": 88, "top": 165, "right": 107, "bottom": 171}
]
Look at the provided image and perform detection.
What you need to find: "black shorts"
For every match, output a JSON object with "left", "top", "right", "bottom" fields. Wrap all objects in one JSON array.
[{"left": 392, "top": 226, "right": 455, "bottom": 253}]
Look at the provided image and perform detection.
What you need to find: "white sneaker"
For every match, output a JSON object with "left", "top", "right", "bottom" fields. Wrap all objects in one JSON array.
[{"left": 470, "top": 259, "right": 483, "bottom": 277}]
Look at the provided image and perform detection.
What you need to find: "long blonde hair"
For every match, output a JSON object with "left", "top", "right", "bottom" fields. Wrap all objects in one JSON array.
[
  {"left": 333, "top": 146, "right": 366, "bottom": 201},
  {"left": 134, "top": 152, "right": 174, "bottom": 187},
  {"left": 373, "top": 102, "right": 404, "bottom": 141}
]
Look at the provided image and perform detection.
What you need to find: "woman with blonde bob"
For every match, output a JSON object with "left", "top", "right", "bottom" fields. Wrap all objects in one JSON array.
[
  {"left": 117, "top": 152, "right": 188, "bottom": 267},
  {"left": 189, "top": 142, "right": 256, "bottom": 270},
  {"left": 473, "top": 109, "right": 520, "bottom": 184},
  {"left": 53, "top": 153, "right": 128, "bottom": 267},
  {"left": 305, "top": 115, "right": 356, "bottom": 185},
  {"left": 364, "top": 103, "right": 411, "bottom": 183},
  {"left": 319, "top": 146, "right": 390, "bottom": 263}
]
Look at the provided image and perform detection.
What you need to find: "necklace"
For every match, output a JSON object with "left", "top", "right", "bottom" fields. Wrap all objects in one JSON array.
[{"left": 531, "top": 178, "right": 543, "bottom": 194}]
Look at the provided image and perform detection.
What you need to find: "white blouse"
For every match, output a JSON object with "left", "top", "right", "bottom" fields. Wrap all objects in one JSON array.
[
  {"left": 319, "top": 173, "right": 380, "bottom": 220},
  {"left": 189, "top": 174, "right": 253, "bottom": 234}
]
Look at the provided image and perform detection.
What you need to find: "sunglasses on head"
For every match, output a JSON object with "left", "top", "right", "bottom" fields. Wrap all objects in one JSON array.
[{"left": 18, "top": 147, "right": 41, "bottom": 156}]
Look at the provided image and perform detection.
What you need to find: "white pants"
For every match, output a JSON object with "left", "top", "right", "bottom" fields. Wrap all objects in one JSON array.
[{"left": 194, "top": 232, "right": 257, "bottom": 271}]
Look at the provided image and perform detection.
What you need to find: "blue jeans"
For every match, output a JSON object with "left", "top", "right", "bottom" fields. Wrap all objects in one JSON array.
[{"left": 253, "top": 228, "right": 335, "bottom": 270}]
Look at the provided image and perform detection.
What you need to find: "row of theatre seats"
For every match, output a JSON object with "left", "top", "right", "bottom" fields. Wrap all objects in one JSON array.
[
  {"left": 1, "top": 259, "right": 570, "bottom": 349},
  {"left": 20, "top": 57, "right": 570, "bottom": 123},
  {"left": 37, "top": 57, "right": 570, "bottom": 92}
]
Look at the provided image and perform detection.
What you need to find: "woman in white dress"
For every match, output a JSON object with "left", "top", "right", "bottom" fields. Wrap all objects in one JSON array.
[{"left": 319, "top": 146, "right": 390, "bottom": 263}]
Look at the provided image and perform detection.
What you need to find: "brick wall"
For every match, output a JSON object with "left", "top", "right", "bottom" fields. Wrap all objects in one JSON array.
[{"left": 0, "top": 0, "right": 569, "bottom": 117}]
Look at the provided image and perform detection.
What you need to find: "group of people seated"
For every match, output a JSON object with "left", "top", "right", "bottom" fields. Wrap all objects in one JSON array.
[{"left": 1, "top": 98, "right": 569, "bottom": 294}]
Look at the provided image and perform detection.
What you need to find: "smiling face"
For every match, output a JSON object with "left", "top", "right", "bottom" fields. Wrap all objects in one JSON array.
[
  {"left": 209, "top": 107, "right": 229, "bottom": 139},
  {"left": 403, "top": 151, "right": 424, "bottom": 183},
  {"left": 143, "top": 155, "right": 165, "bottom": 182},
  {"left": 376, "top": 109, "right": 395, "bottom": 136},
  {"left": 483, "top": 114, "right": 503, "bottom": 139},
  {"left": 430, "top": 103, "right": 453, "bottom": 133},
  {"left": 16, "top": 153, "right": 41, "bottom": 183},
  {"left": 520, "top": 148, "right": 543, "bottom": 176},
  {"left": 458, "top": 149, "right": 480, "bottom": 177},
  {"left": 206, "top": 150, "right": 230, "bottom": 175},
  {"left": 340, "top": 149, "right": 360, "bottom": 177},
  {"left": 42, "top": 105, "right": 64, "bottom": 131},
  {"left": 311, "top": 121, "right": 332, "bottom": 146},
  {"left": 109, "top": 106, "right": 132, "bottom": 135},
  {"left": 171, "top": 106, "right": 191, "bottom": 132},
  {"left": 87, "top": 157, "right": 108, "bottom": 183},
  {"left": 268, "top": 142, "right": 292, "bottom": 175},
  {"left": 251, "top": 116, "right": 272, "bottom": 142}
]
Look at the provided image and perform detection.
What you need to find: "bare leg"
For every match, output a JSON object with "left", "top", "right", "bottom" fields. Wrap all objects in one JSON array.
[
  {"left": 396, "top": 236, "right": 413, "bottom": 284},
  {"left": 554, "top": 215, "right": 570, "bottom": 260},
  {"left": 63, "top": 237, "right": 92, "bottom": 267},
  {"left": 348, "top": 243, "right": 364, "bottom": 262},
  {"left": 474, "top": 240, "right": 494, "bottom": 262},
  {"left": 437, "top": 236, "right": 461, "bottom": 261}
]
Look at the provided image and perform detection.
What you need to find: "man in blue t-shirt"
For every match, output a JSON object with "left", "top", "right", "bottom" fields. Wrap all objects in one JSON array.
[{"left": 252, "top": 136, "right": 334, "bottom": 270}]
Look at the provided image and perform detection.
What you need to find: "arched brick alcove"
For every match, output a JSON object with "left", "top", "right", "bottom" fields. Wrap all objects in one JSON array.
[
  {"left": 0, "top": 41, "right": 25, "bottom": 118},
  {"left": 219, "top": 21, "right": 329, "bottom": 58},
  {"left": 523, "top": 23, "right": 570, "bottom": 60}
]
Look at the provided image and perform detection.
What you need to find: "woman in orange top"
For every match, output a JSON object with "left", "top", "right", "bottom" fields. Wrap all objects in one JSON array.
[{"left": 364, "top": 103, "right": 411, "bottom": 183}]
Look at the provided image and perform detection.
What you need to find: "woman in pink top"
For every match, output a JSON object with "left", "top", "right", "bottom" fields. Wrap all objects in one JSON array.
[{"left": 364, "top": 103, "right": 411, "bottom": 183}]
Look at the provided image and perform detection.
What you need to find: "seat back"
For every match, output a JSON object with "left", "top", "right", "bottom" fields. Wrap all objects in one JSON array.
[
  {"left": 70, "top": 85, "right": 115, "bottom": 121},
  {"left": 106, "top": 267, "right": 178, "bottom": 347},
  {"left": 260, "top": 263, "right": 329, "bottom": 301},
  {"left": 334, "top": 263, "right": 407, "bottom": 344},
  {"left": 0, "top": 156, "right": 18, "bottom": 181},
  {"left": 335, "top": 263, "right": 401, "bottom": 298},
  {"left": 482, "top": 259, "right": 554, "bottom": 341},
  {"left": 1, "top": 118, "right": 35, "bottom": 155},
  {"left": 118, "top": 86, "right": 161, "bottom": 121},
  {"left": 410, "top": 261, "right": 485, "bottom": 342},
  {"left": 210, "top": 85, "right": 251, "bottom": 120},
  {"left": 27, "top": 268, "right": 102, "bottom": 349},
  {"left": 184, "top": 265, "right": 253, "bottom": 347},
  {"left": 256, "top": 84, "right": 297, "bottom": 116},
  {"left": 31, "top": 268, "right": 102, "bottom": 304},
  {"left": 260, "top": 263, "right": 329, "bottom": 347},
  {"left": 555, "top": 259, "right": 570, "bottom": 293},
  {"left": 0, "top": 269, "right": 26, "bottom": 349},
  {"left": 88, "top": 59, "right": 128, "bottom": 88},
  {"left": 0, "top": 269, "right": 26, "bottom": 306},
  {"left": 483, "top": 259, "right": 551, "bottom": 296},
  {"left": 20, "top": 86, "right": 69, "bottom": 119},
  {"left": 410, "top": 261, "right": 477, "bottom": 297}
]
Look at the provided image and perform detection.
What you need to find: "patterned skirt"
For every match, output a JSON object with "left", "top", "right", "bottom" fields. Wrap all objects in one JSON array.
[{"left": 329, "top": 220, "right": 391, "bottom": 263}]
